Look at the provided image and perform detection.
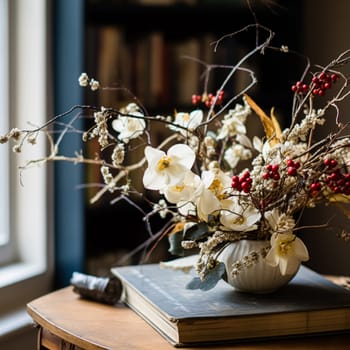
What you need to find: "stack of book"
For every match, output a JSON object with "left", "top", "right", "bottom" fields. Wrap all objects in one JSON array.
[{"left": 112, "top": 263, "right": 350, "bottom": 347}]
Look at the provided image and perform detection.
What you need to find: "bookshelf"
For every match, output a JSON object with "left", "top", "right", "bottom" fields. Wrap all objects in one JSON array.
[{"left": 82, "top": 0, "right": 303, "bottom": 275}]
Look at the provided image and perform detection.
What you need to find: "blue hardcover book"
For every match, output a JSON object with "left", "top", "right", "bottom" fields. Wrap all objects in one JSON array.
[{"left": 111, "top": 263, "right": 350, "bottom": 347}]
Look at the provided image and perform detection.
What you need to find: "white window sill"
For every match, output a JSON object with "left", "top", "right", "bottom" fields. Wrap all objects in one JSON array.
[
  {"left": 0, "top": 307, "right": 33, "bottom": 338},
  {"left": 0, "top": 262, "right": 52, "bottom": 338},
  {"left": 0, "top": 262, "right": 46, "bottom": 288}
]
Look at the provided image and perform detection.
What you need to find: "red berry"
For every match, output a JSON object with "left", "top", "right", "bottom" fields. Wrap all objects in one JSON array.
[
  {"left": 331, "top": 73, "right": 339, "bottom": 82},
  {"left": 337, "top": 179, "right": 345, "bottom": 186},
  {"left": 262, "top": 172, "right": 270, "bottom": 180},
  {"left": 241, "top": 182, "right": 251, "bottom": 193},
  {"left": 330, "top": 159, "right": 338, "bottom": 167},
  {"left": 324, "top": 158, "right": 331, "bottom": 166},
  {"left": 245, "top": 177, "right": 252, "bottom": 184},
  {"left": 287, "top": 167, "right": 297, "bottom": 176},
  {"left": 271, "top": 164, "right": 279, "bottom": 172},
  {"left": 242, "top": 170, "right": 250, "bottom": 179},
  {"left": 273, "top": 173, "right": 280, "bottom": 181},
  {"left": 286, "top": 159, "right": 294, "bottom": 167},
  {"left": 319, "top": 72, "right": 327, "bottom": 81},
  {"left": 330, "top": 172, "right": 339, "bottom": 181},
  {"left": 310, "top": 182, "right": 321, "bottom": 191},
  {"left": 312, "top": 76, "right": 319, "bottom": 84}
]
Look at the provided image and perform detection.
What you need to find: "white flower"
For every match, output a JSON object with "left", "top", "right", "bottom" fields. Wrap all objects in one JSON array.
[
  {"left": 165, "top": 169, "right": 227, "bottom": 221},
  {"left": 220, "top": 198, "right": 261, "bottom": 232},
  {"left": 90, "top": 78, "right": 100, "bottom": 91},
  {"left": 231, "top": 97, "right": 252, "bottom": 121},
  {"left": 174, "top": 185, "right": 221, "bottom": 220},
  {"left": 216, "top": 100, "right": 251, "bottom": 140},
  {"left": 169, "top": 110, "right": 203, "bottom": 136},
  {"left": 143, "top": 144, "right": 195, "bottom": 191},
  {"left": 183, "top": 168, "right": 232, "bottom": 222},
  {"left": 163, "top": 171, "right": 202, "bottom": 204},
  {"left": 78, "top": 72, "right": 89, "bottom": 87},
  {"left": 112, "top": 112, "right": 146, "bottom": 143},
  {"left": 216, "top": 114, "right": 246, "bottom": 140},
  {"left": 195, "top": 187, "right": 221, "bottom": 222},
  {"left": 201, "top": 168, "right": 232, "bottom": 200},
  {"left": 224, "top": 144, "right": 252, "bottom": 169},
  {"left": 265, "top": 233, "right": 309, "bottom": 275},
  {"left": 265, "top": 209, "right": 295, "bottom": 234},
  {"left": 123, "top": 102, "right": 142, "bottom": 114}
]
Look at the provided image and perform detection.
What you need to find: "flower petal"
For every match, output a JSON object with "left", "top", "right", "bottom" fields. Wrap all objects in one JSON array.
[
  {"left": 167, "top": 144, "right": 195, "bottom": 169},
  {"left": 293, "top": 237, "right": 310, "bottom": 261},
  {"left": 145, "top": 146, "right": 164, "bottom": 166},
  {"left": 143, "top": 167, "right": 167, "bottom": 190}
]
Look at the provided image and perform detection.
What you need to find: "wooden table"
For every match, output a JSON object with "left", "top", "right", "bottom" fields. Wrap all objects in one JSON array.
[{"left": 27, "top": 286, "right": 350, "bottom": 350}]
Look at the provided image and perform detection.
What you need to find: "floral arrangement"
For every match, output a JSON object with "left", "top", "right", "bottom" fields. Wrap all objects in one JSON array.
[{"left": 2, "top": 24, "right": 350, "bottom": 291}]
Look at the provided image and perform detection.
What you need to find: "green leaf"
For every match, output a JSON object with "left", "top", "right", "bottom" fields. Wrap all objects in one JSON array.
[
  {"left": 186, "top": 277, "right": 203, "bottom": 290},
  {"left": 184, "top": 222, "right": 209, "bottom": 241},
  {"left": 186, "top": 262, "right": 226, "bottom": 291},
  {"left": 168, "top": 231, "right": 184, "bottom": 256}
]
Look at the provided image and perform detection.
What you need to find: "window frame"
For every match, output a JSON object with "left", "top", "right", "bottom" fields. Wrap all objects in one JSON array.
[
  {"left": 0, "top": 0, "right": 12, "bottom": 263},
  {"left": 0, "top": 0, "right": 53, "bottom": 321}
]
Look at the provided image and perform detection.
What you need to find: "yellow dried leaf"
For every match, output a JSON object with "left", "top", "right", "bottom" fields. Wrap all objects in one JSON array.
[
  {"left": 328, "top": 193, "right": 350, "bottom": 204},
  {"left": 244, "top": 93, "right": 280, "bottom": 146},
  {"left": 270, "top": 107, "right": 282, "bottom": 140}
]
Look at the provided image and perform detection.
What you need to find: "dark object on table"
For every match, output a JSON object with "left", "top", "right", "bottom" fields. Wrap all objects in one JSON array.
[{"left": 70, "top": 271, "right": 123, "bottom": 305}]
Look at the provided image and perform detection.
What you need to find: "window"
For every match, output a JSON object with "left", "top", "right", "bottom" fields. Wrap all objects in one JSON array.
[
  {"left": 0, "top": 0, "right": 52, "bottom": 335},
  {"left": 0, "top": 0, "right": 11, "bottom": 264}
]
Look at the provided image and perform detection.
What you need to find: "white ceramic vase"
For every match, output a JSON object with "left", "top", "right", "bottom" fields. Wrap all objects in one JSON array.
[{"left": 218, "top": 240, "right": 300, "bottom": 294}]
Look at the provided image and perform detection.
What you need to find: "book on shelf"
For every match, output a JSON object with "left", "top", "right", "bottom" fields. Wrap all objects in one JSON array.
[
  {"left": 97, "top": 25, "right": 123, "bottom": 107},
  {"left": 111, "top": 261, "right": 350, "bottom": 347},
  {"left": 171, "top": 37, "right": 201, "bottom": 106}
]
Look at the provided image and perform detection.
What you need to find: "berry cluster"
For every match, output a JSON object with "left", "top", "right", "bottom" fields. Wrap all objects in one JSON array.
[
  {"left": 262, "top": 164, "right": 280, "bottom": 181},
  {"left": 291, "top": 71, "right": 339, "bottom": 96},
  {"left": 291, "top": 81, "right": 309, "bottom": 94},
  {"left": 192, "top": 90, "right": 224, "bottom": 107},
  {"left": 286, "top": 159, "right": 300, "bottom": 176},
  {"left": 310, "top": 181, "right": 322, "bottom": 196},
  {"left": 323, "top": 158, "right": 350, "bottom": 195},
  {"left": 231, "top": 171, "right": 252, "bottom": 193},
  {"left": 323, "top": 158, "right": 338, "bottom": 169},
  {"left": 310, "top": 71, "right": 339, "bottom": 96}
]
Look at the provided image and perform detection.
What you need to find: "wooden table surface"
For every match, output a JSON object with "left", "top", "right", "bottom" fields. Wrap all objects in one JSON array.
[{"left": 27, "top": 286, "right": 350, "bottom": 350}]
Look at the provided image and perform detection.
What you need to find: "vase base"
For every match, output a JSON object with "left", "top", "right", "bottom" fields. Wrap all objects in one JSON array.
[
  {"left": 232, "top": 285, "right": 282, "bottom": 294},
  {"left": 219, "top": 240, "right": 300, "bottom": 294}
]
